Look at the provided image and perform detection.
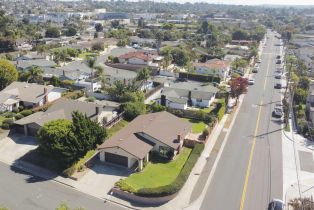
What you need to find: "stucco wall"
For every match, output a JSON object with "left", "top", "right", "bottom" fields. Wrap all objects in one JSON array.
[
  {"left": 47, "top": 89, "right": 62, "bottom": 102},
  {"left": 128, "top": 57, "right": 148, "bottom": 65}
]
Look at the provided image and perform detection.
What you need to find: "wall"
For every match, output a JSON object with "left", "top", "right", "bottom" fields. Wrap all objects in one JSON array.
[
  {"left": 111, "top": 187, "right": 177, "bottom": 205},
  {"left": 128, "top": 57, "right": 148, "bottom": 65},
  {"left": 156, "top": 98, "right": 187, "bottom": 110},
  {"left": 99, "top": 147, "right": 138, "bottom": 168},
  {"left": 47, "top": 89, "right": 62, "bottom": 102}
]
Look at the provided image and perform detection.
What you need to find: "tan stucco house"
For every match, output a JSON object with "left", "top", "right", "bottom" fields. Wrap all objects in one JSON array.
[{"left": 98, "top": 111, "right": 192, "bottom": 171}]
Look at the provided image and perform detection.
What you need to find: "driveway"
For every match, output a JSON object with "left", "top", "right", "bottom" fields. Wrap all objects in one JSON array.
[
  {"left": 0, "top": 134, "right": 37, "bottom": 165},
  {"left": 73, "top": 162, "right": 132, "bottom": 199}
]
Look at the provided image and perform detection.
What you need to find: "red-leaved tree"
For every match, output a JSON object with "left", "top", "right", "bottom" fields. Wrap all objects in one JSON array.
[{"left": 230, "top": 77, "right": 248, "bottom": 104}]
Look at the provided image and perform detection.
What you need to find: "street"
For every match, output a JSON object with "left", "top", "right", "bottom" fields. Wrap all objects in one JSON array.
[
  {"left": 200, "top": 30, "right": 283, "bottom": 210},
  {"left": 0, "top": 162, "right": 125, "bottom": 210}
]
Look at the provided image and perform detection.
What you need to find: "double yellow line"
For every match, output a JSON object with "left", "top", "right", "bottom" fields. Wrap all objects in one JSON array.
[{"left": 239, "top": 44, "right": 272, "bottom": 210}]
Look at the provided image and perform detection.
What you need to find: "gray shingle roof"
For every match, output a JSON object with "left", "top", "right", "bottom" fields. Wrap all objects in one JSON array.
[{"left": 162, "top": 87, "right": 216, "bottom": 100}]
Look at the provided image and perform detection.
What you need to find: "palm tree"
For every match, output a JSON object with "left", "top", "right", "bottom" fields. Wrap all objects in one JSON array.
[
  {"left": 85, "top": 56, "right": 98, "bottom": 91},
  {"left": 27, "top": 66, "right": 43, "bottom": 83}
]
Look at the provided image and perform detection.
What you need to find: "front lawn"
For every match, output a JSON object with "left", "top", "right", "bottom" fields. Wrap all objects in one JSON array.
[
  {"left": 78, "top": 52, "right": 99, "bottom": 59},
  {"left": 119, "top": 147, "right": 192, "bottom": 191},
  {"left": 0, "top": 116, "right": 5, "bottom": 126},
  {"left": 184, "top": 118, "right": 207, "bottom": 133}
]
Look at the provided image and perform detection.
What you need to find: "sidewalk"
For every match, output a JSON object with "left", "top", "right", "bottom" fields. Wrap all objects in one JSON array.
[{"left": 282, "top": 117, "right": 314, "bottom": 207}]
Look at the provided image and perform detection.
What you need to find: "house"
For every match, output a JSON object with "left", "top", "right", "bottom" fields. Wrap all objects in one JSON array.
[
  {"left": 14, "top": 98, "right": 118, "bottom": 136},
  {"left": 0, "top": 82, "right": 66, "bottom": 112},
  {"left": 15, "top": 59, "right": 57, "bottom": 71},
  {"left": 118, "top": 51, "right": 163, "bottom": 68},
  {"left": 98, "top": 111, "right": 192, "bottom": 171},
  {"left": 193, "top": 58, "right": 230, "bottom": 81},
  {"left": 156, "top": 86, "right": 218, "bottom": 110}
]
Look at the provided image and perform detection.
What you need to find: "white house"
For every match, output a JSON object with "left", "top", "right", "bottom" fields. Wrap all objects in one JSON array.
[
  {"left": 0, "top": 82, "right": 66, "bottom": 112},
  {"left": 193, "top": 59, "right": 230, "bottom": 81},
  {"left": 118, "top": 51, "right": 163, "bottom": 68}
]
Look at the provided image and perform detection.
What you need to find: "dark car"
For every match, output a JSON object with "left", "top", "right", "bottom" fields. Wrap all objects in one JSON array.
[
  {"left": 276, "top": 55, "right": 281, "bottom": 59},
  {"left": 268, "top": 199, "right": 284, "bottom": 210},
  {"left": 276, "top": 59, "right": 282, "bottom": 64},
  {"left": 274, "top": 83, "right": 282, "bottom": 89}
]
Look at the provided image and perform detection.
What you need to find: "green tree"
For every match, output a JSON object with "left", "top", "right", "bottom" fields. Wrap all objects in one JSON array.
[
  {"left": 45, "top": 27, "right": 61, "bottom": 38},
  {"left": 65, "top": 27, "right": 77, "bottom": 37},
  {"left": 232, "top": 29, "right": 249, "bottom": 40},
  {"left": 123, "top": 101, "right": 146, "bottom": 121},
  {"left": 138, "top": 17, "right": 145, "bottom": 28},
  {"left": 136, "top": 67, "right": 151, "bottom": 90},
  {"left": 201, "top": 21, "right": 209, "bottom": 34},
  {"left": 26, "top": 66, "right": 44, "bottom": 83},
  {"left": 94, "top": 23, "right": 103, "bottom": 32},
  {"left": 0, "top": 59, "right": 18, "bottom": 90},
  {"left": 294, "top": 88, "right": 307, "bottom": 105},
  {"left": 231, "top": 58, "right": 248, "bottom": 70},
  {"left": 169, "top": 47, "right": 190, "bottom": 66}
]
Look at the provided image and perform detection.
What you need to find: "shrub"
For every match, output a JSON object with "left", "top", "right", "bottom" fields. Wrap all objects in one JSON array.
[
  {"left": 150, "top": 103, "right": 166, "bottom": 112},
  {"left": 12, "top": 107, "right": 19, "bottom": 113},
  {"left": 86, "top": 96, "right": 96, "bottom": 102},
  {"left": 18, "top": 105, "right": 24, "bottom": 112},
  {"left": 15, "top": 113, "right": 24, "bottom": 120},
  {"left": 2, "top": 112, "right": 16, "bottom": 118},
  {"left": 1, "top": 123, "right": 9, "bottom": 130},
  {"left": 3, "top": 118, "right": 14, "bottom": 126},
  {"left": 62, "top": 165, "right": 76, "bottom": 177},
  {"left": 134, "top": 144, "right": 204, "bottom": 197},
  {"left": 113, "top": 57, "right": 119, "bottom": 63},
  {"left": 202, "top": 128, "right": 209, "bottom": 137},
  {"left": 20, "top": 109, "right": 33, "bottom": 117}
]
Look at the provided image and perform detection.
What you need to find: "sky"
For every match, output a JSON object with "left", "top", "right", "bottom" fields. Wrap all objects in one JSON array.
[{"left": 163, "top": 0, "right": 314, "bottom": 5}]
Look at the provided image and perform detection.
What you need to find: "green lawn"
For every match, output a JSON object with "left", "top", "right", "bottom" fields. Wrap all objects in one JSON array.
[
  {"left": 184, "top": 118, "right": 207, "bottom": 133},
  {"left": 121, "top": 148, "right": 192, "bottom": 191},
  {"left": 0, "top": 116, "right": 5, "bottom": 126},
  {"left": 107, "top": 120, "right": 129, "bottom": 138}
]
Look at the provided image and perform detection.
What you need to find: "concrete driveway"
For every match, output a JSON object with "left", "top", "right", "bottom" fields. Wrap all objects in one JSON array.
[
  {"left": 0, "top": 134, "right": 37, "bottom": 165},
  {"left": 73, "top": 163, "right": 132, "bottom": 199}
]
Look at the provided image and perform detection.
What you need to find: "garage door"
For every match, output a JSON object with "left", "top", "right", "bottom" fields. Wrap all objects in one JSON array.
[{"left": 105, "top": 152, "right": 128, "bottom": 167}]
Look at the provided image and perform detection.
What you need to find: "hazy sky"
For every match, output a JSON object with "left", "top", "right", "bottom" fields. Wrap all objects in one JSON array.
[{"left": 115, "top": 0, "right": 314, "bottom": 5}]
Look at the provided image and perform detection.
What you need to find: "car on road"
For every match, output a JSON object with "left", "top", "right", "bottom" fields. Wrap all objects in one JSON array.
[
  {"left": 257, "top": 58, "right": 261, "bottom": 63},
  {"left": 268, "top": 199, "right": 284, "bottom": 210},
  {"left": 275, "top": 74, "right": 282, "bottom": 79},
  {"left": 248, "top": 79, "right": 255, "bottom": 85},
  {"left": 276, "top": 59, "right": 282, "bottom": 64},
  {"left": 273, "top": 104, "right": 283, "bottom": 118},
  {"left": 252, "top": 67, "right": 259, "bottom": 73},
  {"left": 276, "top": 55, "right": 281, "bottom": 59}
]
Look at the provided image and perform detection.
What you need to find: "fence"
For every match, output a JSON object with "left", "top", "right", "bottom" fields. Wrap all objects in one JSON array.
[{"left": 105, "top": 111, "right": 124, "bottom": 128}]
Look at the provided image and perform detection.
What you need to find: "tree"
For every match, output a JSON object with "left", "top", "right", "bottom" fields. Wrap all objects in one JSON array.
[
  {"left": 123, "top": 101, "right": 146, "bottom": 121},
  {"left": 50, "top": 76, "right": 61, "bottom": 87},
  {"left": 111, "top": 20, "right": 120, "bottom": 29},
  {"left": 45, "top": 27, "right": 61, "bottom": 38},
  {"left": 26, "top": 66, "right": 44, "bottom": 83},
  {"left": 0, "top": 59, "right": 18, "bottom": 90},
  {"left": 294, "top": 88, "right": 307, "bottom": 105},
  {"left": 230, "top": 77, "right": 248, "bottom": 104},
  {"left": 138, "top": 17, "right": 145, "bottom": 28},
  {"left": 201, "top": 21, "right": 209, "bottom": 34},
  {"left": 298, "top": 76, "right": 310, "bottom": 90},
  {"left": 95, "top": 23, "right": 103, "bottom": 32},
  {"left": 136, "top": 67, "right": 151, "bottom": 90},
  {"left": 232, "top": 29, "right": 249, "bottom": 40},
  {"left": 231, "top": 58, "right": 248, "bottom": 70},
  {"left": 37, "top": 112, "right": 106, "bottom": 169},
  {"left": 117, "top": 39, "right": 128, "bottom": 47},
  {"left": 65, "top": 27, "right": 77, "bottom": 37}
]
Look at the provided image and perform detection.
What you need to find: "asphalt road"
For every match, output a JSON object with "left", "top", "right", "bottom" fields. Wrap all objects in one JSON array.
[
  {"left": 200, "top": 30, "right": 283, "bottom": 210},
  {"left": 0, "top": 162, "right": 125, "bottom": 210}
]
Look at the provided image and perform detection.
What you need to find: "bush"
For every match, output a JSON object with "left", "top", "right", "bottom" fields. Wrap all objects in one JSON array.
[
  {"left": 62, "top": 165, "right": 76, "bottom": 177},
  {"left": 150, "top": 103, "right": 166, "bottom": 112},
  {"left": 12, "top": 107, "right": 19, "bottom": 113},
  {"left": 202, "top": 128, "right": 209, "bottom": 137},
  {"left": 113, "top": 57, "right": 119, "bottom": 63},
  {"left": 2, "top": 112, "right": 16, "bottom": 118},
  {"left": 18, "top": 105, "right": 24, "bottom": 112},
  {"left": 134, "top": 144, "right": 204, "bottom": 197},
  {"left": 20, "top": 109, "right": 33, "bottom": 117},
  {"left": 1, "top": 123, "right": 9, "bottom": 130},
  {"left": 3, "top": 118, "right": 14, "bottom": 126},
  {"left": 15, "top": 113, "right": 24, "bottom": 120},
  {"left": 86, "top": 96, "right": 96, "bottom": 102}
]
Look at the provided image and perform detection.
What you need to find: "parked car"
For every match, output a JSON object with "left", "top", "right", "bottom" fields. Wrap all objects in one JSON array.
[
  {"left": 252, "top": 67, "right": 259, "bottom": 73},
  {"left": 268, "top": 199, "right": 284, "bottom": 210},
  {"left": 276, "top": 55, "right": 281, "bottom": 59},
  {"left": 248, "top": 79, "right": 255, "bottom": 85},
  {"left": 275, "top": 74, "right": 282, "bottom": 79},
  {"left": 257, "top": 58, "right": 262, "bottom": 63},
  {"left": 273, "top": 104, "right": 283, "bottom": 117},
  {"left": 274, "top": 82, "right": 282, "bottom": 89},
  {"left": 276, "top": 59, "right": 282, "bottom": 64}
]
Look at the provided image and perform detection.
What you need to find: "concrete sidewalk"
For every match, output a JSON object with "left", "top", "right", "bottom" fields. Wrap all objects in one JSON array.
[{"left": 283, "top": 118, "right": 314, "bottom": 207}]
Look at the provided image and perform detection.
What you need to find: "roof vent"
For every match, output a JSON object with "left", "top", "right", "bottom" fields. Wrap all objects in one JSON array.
[{"left": 119, "top": 138, "right": 123, "bottom": 141}]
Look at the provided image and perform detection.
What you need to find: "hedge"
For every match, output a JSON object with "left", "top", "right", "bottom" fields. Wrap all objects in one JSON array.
[
  {"left": 179, "top": 72, "right": 221, "bottom": 83},
  {"left": 133, "top": 144, "right": 204, "bottom": 197},
  {"left": 20, "top": 109, "right": 33, "bottom": 117}
]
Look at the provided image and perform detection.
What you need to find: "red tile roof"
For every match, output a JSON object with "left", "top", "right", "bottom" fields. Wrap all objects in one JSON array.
[{"left": 119, "top": 51, "right": 157, "bottom": 62}]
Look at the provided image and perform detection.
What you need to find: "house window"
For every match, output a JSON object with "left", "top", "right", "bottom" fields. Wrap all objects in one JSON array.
[
  {"left": 159, "top": 146, "right": 174, "bottom": 159},
  {"left": 196, "top": 98, "right": 202, "bottom": 102}
]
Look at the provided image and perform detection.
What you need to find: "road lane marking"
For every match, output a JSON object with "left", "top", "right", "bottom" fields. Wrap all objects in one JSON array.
[{"left": 239, "top": 39, "right": 273, "bottom": 210}]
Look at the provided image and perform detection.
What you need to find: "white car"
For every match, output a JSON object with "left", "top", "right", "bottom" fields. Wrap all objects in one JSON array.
[
  {"left": 248, "top": 79, "right": 255, "bottom": 85},
  {"left": 273, "top": 104, "right": 283, "bottom": 117},
  {"left": 268, "top": 199, "right": 284, "bottom": 210}
]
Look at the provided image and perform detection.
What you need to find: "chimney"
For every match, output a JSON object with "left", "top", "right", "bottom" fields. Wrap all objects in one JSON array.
[
  {"left": 44, "top": 87, "right": 48, "bottom": 104},
  {"left": 188, "top": 91, "right": 192, "bottom": 106},
  {"left": 96, "top": 106, "right": 100, "bottom": 115},
  {"left": 177, "top": 134, "right": 181, "bottom": 143},
  {"left": 63, "top": 70, "right": 65, "bottom": 76}
]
